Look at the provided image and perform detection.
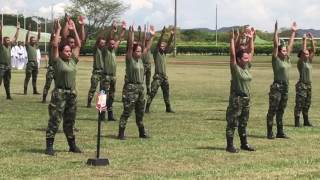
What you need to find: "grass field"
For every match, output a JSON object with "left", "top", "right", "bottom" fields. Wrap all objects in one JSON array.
[{"left": 1, "top": 55, "right": 320, "bottom": 179}]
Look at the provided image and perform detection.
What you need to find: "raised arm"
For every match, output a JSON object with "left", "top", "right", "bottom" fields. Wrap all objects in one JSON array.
[
  {"left": 302, "top": 34, "right": 307, "bottom": 51},
  {"left": 272, "top": 21, "right": 279, "bottom": 58},
  {"left": 246, "top": 27, "right": 255, "bottom": 60},
  {"left": 115, "top": 21, "right": 126, "bottom": 49},
  {"left": 12, "top": 22, "right": 20, "bottom": 44},
  {"left": 230, "top": 30, "right": 236, "bottom": 65},
  {"left": 234, "top": 28, "right": 241, "bottom": 50},
  {"left": 78, "top": 16, "right": 86, "bottom": 44},
  {"left": 308, "top": 32, "right": 316, "bottom": 60},
  {"left": 142, "top": 24, "right": 147, "bottom": 50},
  {"left": 37, "top": 24, "right": 41, "bottom": 42},
  {"left": 68, "top": 19, "right": 81, "bottom": 57},
  {"left": 25, "top": 24, "right": 31, "bottom": 45},
  {"left": 156, "top": 26, "right": 166, "bottom": 49},
  {"left": 165, "top": 28, "right": 175, "bottom": 53},
  {"left": 143, "top": 25, "right": 155, "bottom": 54},
  {"left": 0, "top": 22, "right": 3, "bottom": 44},
  {"left": 62, "top": 14, "right": 71, "bottom": 40},
  {"left": 126, "top": 26, "right": 134, "bottom": 60},
  {"left": 287, "top": 21, "right": 297, "bottom": 56},
  {"left": 52, "top": 19, "right": 62, "bottom": 59}
]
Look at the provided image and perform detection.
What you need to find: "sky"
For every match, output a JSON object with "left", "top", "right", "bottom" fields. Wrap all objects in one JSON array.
[{"left": 1, "top": 0, "right": 320, "bottom": 32}]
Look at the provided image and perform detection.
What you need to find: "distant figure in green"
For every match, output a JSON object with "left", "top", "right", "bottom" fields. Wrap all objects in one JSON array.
[
  {"left": 145, "top": 26, "right": 175, "bottom": 113},
  {"left": 45, "top": 19, "right": 82, "bottom": 156},
  {"left": 225, "top": 29, "right": 255, "bottom": 153},
  {"left": 0, "top": 22, "right": 20, "bottom": 100},
  {"left": 294, "top": 33, "right": 316, "bottom": 127},
  {"left": 142, "top": 25, "right": 152, "bottom": 95},
  {"left": 266, "top": 21, "right": 297, "bottom": 139},
  {"left": 24, "top": 24, "right": 41, "bottom": 95},
  {"left": 118, "top": 25, "right": 154, "bottom": 140}
]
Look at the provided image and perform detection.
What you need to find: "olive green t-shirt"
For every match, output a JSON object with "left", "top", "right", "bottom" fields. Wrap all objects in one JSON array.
[
  {"left": 125, "top": 57, "right": 144, "bottom": 84},
  {"left": 153, "top": 49, "right": 166, "bottom": 75},
  {"left": 53, "top": 56, "right": 79, "bottom": 89},
  {"left": 230, "top": 63, "right": 252, "bottom": 95},
  {"left": 93, "top": 48, "right": 104, "bottom": 70},
  {"left": 297, "top": 59, "right": 312, "bottom": 83},
  {"left": 26, "top": 44, "right": 38, "bottom": 62},
  {"left": 142, "top": 49, "right": 152, "bottom": 65},
  {"left": 272, "top": 56, "right": 291, "bottom": 83},
  {"left": 102, "top": 48, "right": 116, "bottom": 75},
  {"left": 0, "top": 44, "right": 11, "bottom": 66}
]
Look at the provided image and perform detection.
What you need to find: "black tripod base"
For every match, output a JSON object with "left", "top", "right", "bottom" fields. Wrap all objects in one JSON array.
[{"left": 87, "top": 158, "right": 109, "bottom": 166}]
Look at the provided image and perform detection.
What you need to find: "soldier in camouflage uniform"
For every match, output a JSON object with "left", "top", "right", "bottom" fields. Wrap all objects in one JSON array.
[
  {"left": 294, "top": 33, "right": 316, "bottom": 127},
  {"left": 142, "top": 25, "right": 152, "bottom": 95},
  {"left": 86, "top": 37, "right": 106, "bottom": 107},
  {"left": 0, "top": 23, "right": 20, "bottom": 100},
  {"left": 42, "top": 33, "right": 54, "bottom": 103},
  {"left": 118, "top": 25, "right": 154, "bottom": 140},
  {"left": 266, "top": 21, "right": 297, "bottom": 139},
  {"left": 45, "top": 19, "right": 82, "bottom": 156},
  {"left": 225, "top": 29, "right": 255, "bottom": 153},
  {"left": 24, "top": 24, "right": 41, "bottom": 95},
  {"left": 99, "top": 20, "right": 126, "bottom": 121},
  {"left": 145, "top": 26, "right": 175, "bottom": 113}
]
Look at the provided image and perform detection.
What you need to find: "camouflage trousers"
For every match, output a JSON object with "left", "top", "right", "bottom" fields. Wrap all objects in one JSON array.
[
  {"left": 226, "top": 93, "right": 250, "bottom": 138},
  {"left": 24, "top": 61, "right": 39, "bottom": 91},
  {"left": 146, "top": 74, "right": 171, "bottom": 106},
  {"left": 100, "top": 75, "right": 116, "bottom": 111},
  {"left": 266, "top": 82, "right": 288, "bottom": 128},
  {"left": 42, "top": 66, "right": 55, "bottom": 96},
  {"left": 294, "top": 81, "right": 312, "bottom": 118},
  {"left": 46, "top": 88, "right": 77, "bottom": 139},
  {"left": 0, "top": 65, "right": 11, "bottom": 97},
  {"left": 119, "top": 83, "right": 145, "bottom": 128},
  {"left": 144, "top": 64, "right": 151, "bottom": 94},
  {"left": 87, "top": 70, "right": 102, "bottom": 101}
]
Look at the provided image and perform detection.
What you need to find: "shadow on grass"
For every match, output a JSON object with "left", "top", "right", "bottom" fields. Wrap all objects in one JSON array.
[
  {"left": 12, "top": 93, "right": 26, "bottom": 95},
  {"left": 77, "top": 117, "right": 97, "bottom": 121},
  {"left": 32, "top": 128, "right": 63, "bottom": 133},
  {"left": 195, "top": 146, "right": 226, "bottom": 151},
  {"left": 204, "top": 117, "right": 224, "bottom": 122},
  {"left": 247, "top": 134, "right": 267, "bottom": 139},
  {"left": 22, "top": 148, "right": 66, "bottom": 154}
]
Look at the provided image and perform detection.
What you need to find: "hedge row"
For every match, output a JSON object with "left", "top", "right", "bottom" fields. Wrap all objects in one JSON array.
[{"left": 38, "top": 44, "right": 320, "bottom": 56}]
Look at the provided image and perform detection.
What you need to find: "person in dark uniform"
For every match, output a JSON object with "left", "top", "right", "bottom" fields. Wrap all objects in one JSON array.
[
  {"left": 294, "top": 33, "right": 316, "bottom": 127},
  {"left": 266, "top": 21, "right": 297, "bottom": 139},
  {"left": 145, "top": 26, "right": 175, "bottom": 113},
  {"left": 45, "top": 19, "right": 82, "bottom": 156},
  {"left": 118, "top": 25, "right": 155, "bottom": 140},
  {"left": 225, "top": 29, "right": 255, "bottom": 153},
  {"left": 0, "top": 22, "right": 20, "bottom": 100},
  {"left": 24, "top": 24, "right": 41, "bottom": 95}
]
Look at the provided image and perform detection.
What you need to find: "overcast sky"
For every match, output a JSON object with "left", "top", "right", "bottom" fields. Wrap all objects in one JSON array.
[{"left": 1, "top": 0, "right": 320, "bottom": 32}]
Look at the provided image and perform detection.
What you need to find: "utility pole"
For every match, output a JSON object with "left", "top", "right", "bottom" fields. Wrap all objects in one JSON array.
[
  {"left": 215, "top": 4, "right": 218, "bottom": 46},
  {"left": 173, "top": 0, "right": 177, "bottom": 57}
]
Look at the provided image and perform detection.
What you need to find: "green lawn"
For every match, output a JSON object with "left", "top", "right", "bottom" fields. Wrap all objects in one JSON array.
[{"left": 1, "top": 55, "right": 320, "bottom": 179}]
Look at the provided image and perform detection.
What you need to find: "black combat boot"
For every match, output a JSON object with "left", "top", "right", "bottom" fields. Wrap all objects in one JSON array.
[
  {"left": 67, "top": 137, "right": 82, "bottom": 153},
  {"left": 138, "top": 126, "right": 150, "bottom": 139},
  {"left": 226, "top": 137, "right": 239, "bottom": 153},
  {"left": 240, "top": 135, "right": 255, "bottom": 151},
  {"left": 107, "top": 110, "right": 117, "bottom": 121},
  {"left": 42, "top": 93, "right": 47, "bottom": 103},
  {"left": 24, "top": 86, "right": 27, "bottom": 95},
  {"left": 118, "top": 127, "right": 126, "bottom": 140},
  {"left": 45, "top": 138, "right": 55, "bottom": 156},
  {"left": 33, "top": 87, "right": 40, "bottom": 95},
  {"left": 87, "top": 96, "right": 92, "bottom": 108},
  {"left": 165, "top": 103, "right": 175, "bottom": 113},
  {"left": 294, "top": 116, "right": 301, "bottom": 127},
  {"left": 145, "top": 102, "right": 151, "bottom": 113},
  {"left": 303, "top": 114, "right": 313, "bottom": 127},
  {"left": 5, "top": 85, "right": 12, "bottom": 100},
  {"left": 267, "top": 126, "right": 275, "bottom": 139},
  {"left": 276, "top": 125, "right": 289, "bottom": 138}
]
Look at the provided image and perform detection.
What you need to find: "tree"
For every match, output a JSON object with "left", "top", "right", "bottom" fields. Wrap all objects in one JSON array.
[{"left": 66, "top": 0, "right": 128, "bottom": 38}]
